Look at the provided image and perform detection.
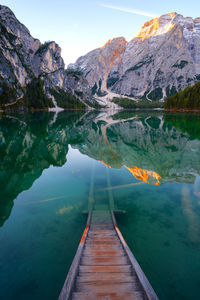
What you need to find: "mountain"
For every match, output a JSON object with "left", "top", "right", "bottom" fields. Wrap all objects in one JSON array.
[
  {"left": 0, "top": 5, "right": 95, "bottom": 110},
  {"left": 1, "top": 111, "right": 200, "bottom": 226},
  {"left": 70, "top": 12, "right": 200, "bottom": 101}
]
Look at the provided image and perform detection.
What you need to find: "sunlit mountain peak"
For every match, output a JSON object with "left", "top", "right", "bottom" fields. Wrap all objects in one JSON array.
[{"left": 135, "top": 12, "right": 177, "bottom": 40}]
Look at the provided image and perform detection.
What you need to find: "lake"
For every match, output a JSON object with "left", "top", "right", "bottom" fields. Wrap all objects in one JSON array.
[{"left": 0, "top": 110, "right": 200, "bottom": 300}]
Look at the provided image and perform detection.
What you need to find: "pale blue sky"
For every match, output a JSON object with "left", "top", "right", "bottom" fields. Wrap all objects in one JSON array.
[{"left": 1, "top": 0, "right": 200, "bottom": 66}]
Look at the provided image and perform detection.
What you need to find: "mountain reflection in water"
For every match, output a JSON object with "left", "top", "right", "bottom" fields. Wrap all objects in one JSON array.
[
  {"left": 1, "top": 111, "right": 200, "bottom": 226},
  {"left": 1, "top": 110, "right": 200, "bottom": 300}
]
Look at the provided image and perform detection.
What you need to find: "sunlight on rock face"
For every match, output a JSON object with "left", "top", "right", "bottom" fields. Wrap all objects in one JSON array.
[
  {"left": 136, "top": 15, "right": 176, "bottom": 40},
  {"left": 101, "top": 160, "right": 161, "bottom": 185},
  {"left": 125, "top": 166, "right": 161, "bottom": 185}
]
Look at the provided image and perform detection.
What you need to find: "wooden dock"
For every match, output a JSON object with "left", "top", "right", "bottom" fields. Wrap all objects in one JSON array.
[{"left": 58, "top": 209, "right": 159, "bottom": 300}]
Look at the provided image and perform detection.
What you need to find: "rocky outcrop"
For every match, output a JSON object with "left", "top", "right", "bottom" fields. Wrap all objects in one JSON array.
[
  {"left": 0, "top": 5, "right": 95, "bottom": 109},
  {"left": 70, "top": 12, "right": 200, "bottom": 101},
  {"left": 69, "top": 37, "right": 127, "bottom": 94}
]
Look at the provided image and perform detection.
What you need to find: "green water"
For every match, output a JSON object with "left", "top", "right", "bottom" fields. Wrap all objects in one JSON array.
[{"left": 0, "top": 111, "right": 200, "bottom": 299}]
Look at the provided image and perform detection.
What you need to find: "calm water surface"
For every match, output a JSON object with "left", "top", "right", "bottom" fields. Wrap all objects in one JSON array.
[{"left": 0, "top": 111, "right": 200, "bottom": 300}]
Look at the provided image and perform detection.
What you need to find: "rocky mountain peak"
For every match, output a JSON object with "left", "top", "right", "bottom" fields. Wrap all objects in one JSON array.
[
  {"left": 0, "top": 5, "right": 16, "bottom": 19},
  {"left": 35, "top": 41, "right": 65, "bottom": 74},
  {"left": 135, "top": 12, "right": 200, "bottom": 41},
  {"left": 102, "top": 37, "right": 127, "bottom": 49},
  {"left": 69, "top": 36, "right": 127, "bottom": 93},
  {"left": 135, "top": 12, "right": 177, "bottom": 40},
  {"left": 0, "top": 4, "right": 95, "bottom": 109},
  {"left": 0, "top": 5, "right": 40, "bottom": 50},
  {"left": 71, "top": 11, "right": 200, "bottom": 101}
]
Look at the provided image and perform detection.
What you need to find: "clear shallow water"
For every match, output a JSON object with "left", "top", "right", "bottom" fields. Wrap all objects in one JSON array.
[{"left": 0, "top": 111, "right": 200, "bottom": 300}]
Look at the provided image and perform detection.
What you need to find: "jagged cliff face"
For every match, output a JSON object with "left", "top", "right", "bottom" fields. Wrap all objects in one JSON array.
[
  {"left": 0, "top": 5, "right": 94, "bottom": 109},
  {"left": 70, "top": 13, "right": 200, "bottom": 101},
  {"left": 0, "top": 5, "right": 40, "bottom": 95},
  {"left": 69, "top": 37, "right": 127, "bottom": 93}
]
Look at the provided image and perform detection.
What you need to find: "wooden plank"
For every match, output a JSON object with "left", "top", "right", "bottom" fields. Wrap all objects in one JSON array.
[
  {"left": 92, "top": 211, "right": 111, "bottom": 215},
  {"left": 81, "top": 256, "right": 129, "bottom": 265},
  {"left": 91, "top": 217, "right": 112, "bottom": 220},
  {"left": 87, "top": 236, "right": 116, "bottom": 240},
  {"left": 82, "top": 254, "right": 126, "bottom": 259},
  {"left": 86, "top": 240, "right": 119, "bottom": 244},
  {"left": 76, "top": 278, "right": 136, "bottom": 286},
  {"left": 88, "top": 230, "right": 116, "bottom": 234},
  {"left": 86, "top": 240, "right": 120, "bottom": 245},
  {"left": 87, "top": 235, "right": 118, "bottom": 240},
  {"left": 71, "top": 291, "right": 144, "bottom": 300},
  {"left": 84, "top": 244, "right": 124, "bottom": 252},
  {"left": 77, "top": 273, "right": 137, "bottom": 283},
  {"left": 91, "top": 220, "right": 113, "bottom": 224},
  {"left": 83, "top": 250, "right": 125, "bottom": 257},
  {"left": 75, "top": 282, "right": 140, "bottom": 293},
  {"left": 88, "top": 234, "right": 116, "bottom": 238},
  {"left": 79, "top": 265, "right": 133, "bottom": 273},
  {"left": 90, "top": 225, "right": 114, "bottom": 229},
  {"left": 87, "top": 231, "right": 116, "bottom": 236},
  {"left": 84, "top": 244, "right": 123, "bottom": 251},
  {"left": 89, "top": 230, "right": 115, "bottom": 234},
  {"left": 89, "top": 227, "right": 114, "bottom": 231},
  {"left": 77, "top": 273, "right": 135, "bottom": 282}
]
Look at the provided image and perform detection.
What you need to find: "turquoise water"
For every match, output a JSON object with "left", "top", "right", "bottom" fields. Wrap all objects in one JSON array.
[{"left": 0, "top": 111, "right": 200, "bottom": 299}]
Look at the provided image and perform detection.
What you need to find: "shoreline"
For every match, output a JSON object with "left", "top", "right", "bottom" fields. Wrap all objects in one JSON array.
[
  {"left": 2, "top": 107, "right": 200, "bottom": 113},
  {"left": 164, "top": 108, "right": 200, "bottom": 112}
]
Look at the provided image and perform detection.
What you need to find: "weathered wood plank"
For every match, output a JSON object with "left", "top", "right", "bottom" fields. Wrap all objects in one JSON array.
[
  {"left": 86, "top": 238, "right": 119, "bottom": 243},
  {"left": 89, "top": 229, "right": 115, "bottom": 233},
  {"left": 81, "top": 256, "right": 129, "bottom": 266},
  {"left": 77, "top": 273, "right": 135, "bottom": 282},
  {"left": 76, "top": 278, "right": 137, "bottom": 286},
  {"left": 79, "top": 265, "right": 133, "bottom": 273},
  {"left": 75, "top": 282, "right": 140, "bottom": 293},
  {"left": 84, "top": 245, "right": 124, "bottom": 252},
  {"left": 71, "top": 291, "right": 144, "bottom": 300},
  {"left": 86, "top": 240, "right": 120, "bottom": 245},
  {"left": 87, "top": 235, "right": 116, "bottom": 239},
  {"left": 90, "top": 225, "right": 114, "bottom": 228},
  {"left": 88, "top": 231, "right": 116, "bottom": 236},
  {"left": 83, "top": 250, "right": 125, "bottom": 257}
]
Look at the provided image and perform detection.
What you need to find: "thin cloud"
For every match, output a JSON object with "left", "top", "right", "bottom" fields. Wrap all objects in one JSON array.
[{"left": 99, "top": 4, "right": 157, "bottom": 18}]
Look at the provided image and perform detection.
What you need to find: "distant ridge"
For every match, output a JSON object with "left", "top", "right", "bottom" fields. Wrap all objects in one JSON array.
[{"left": 70, "top": 12, "right": 200, "bottom": 101}]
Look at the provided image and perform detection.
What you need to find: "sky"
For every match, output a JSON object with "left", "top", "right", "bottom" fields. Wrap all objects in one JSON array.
[{"left": 1, "top": 0, "right": 200, "bottom": 66}]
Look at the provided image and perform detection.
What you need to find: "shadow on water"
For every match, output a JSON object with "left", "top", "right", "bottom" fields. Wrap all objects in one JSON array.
[{"left": 0, "top": 110, "right": 200, "bottom": 299}]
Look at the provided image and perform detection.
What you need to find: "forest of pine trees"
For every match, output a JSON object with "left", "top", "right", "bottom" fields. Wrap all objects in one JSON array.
[{"left": 164, "top": 81, "right": 200, "bottom": 110}]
